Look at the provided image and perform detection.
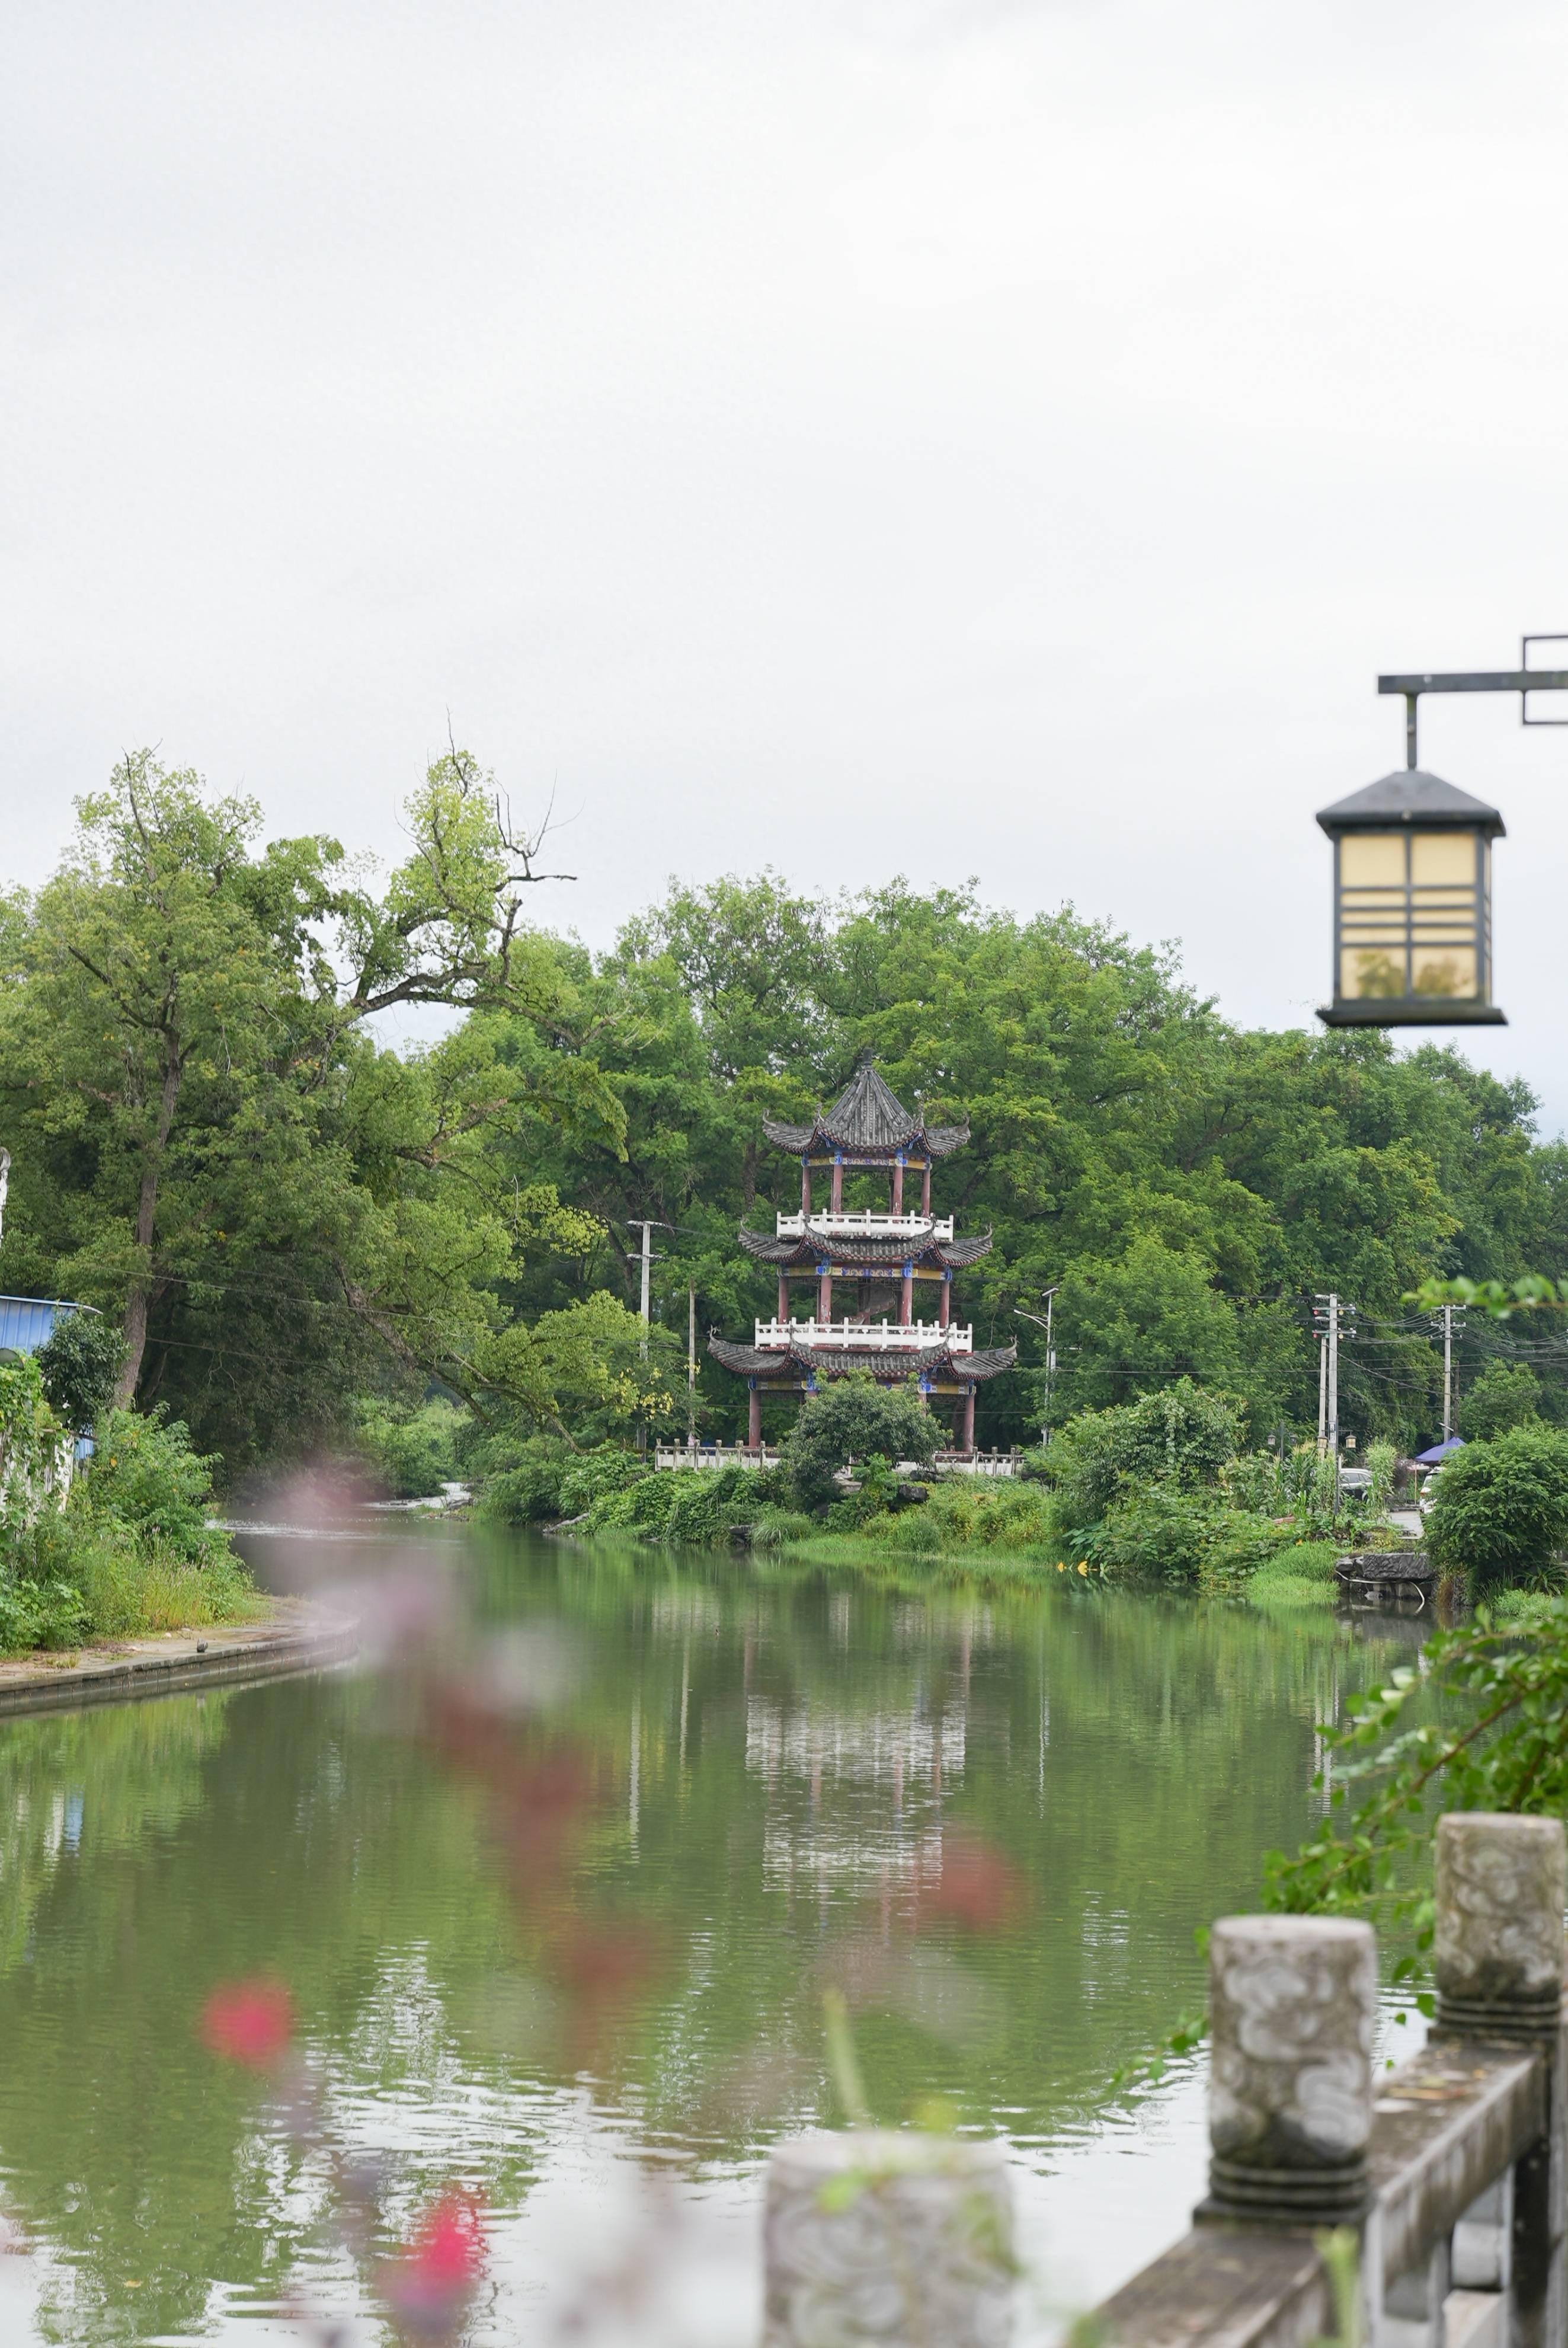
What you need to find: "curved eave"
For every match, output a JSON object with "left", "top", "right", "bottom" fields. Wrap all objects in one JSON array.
[
  {"left": 791, "top": 1346, "right": 952, "bottom": 1378},
  {"left": 737, "top": 1224, "right": 993, "bottom": 1270},
  {"left": 760, "top": 1119, "right": 818, "bottom": 1153},
  {"left": 707, "top": 1336, "right": 791, "bottom": 1376},
  {"left": 759, "top": 1119, "right": 972, "bottom": 1162},
  {"left": 951, "top": 1343, "right": 1018, "bottom": 1382}
]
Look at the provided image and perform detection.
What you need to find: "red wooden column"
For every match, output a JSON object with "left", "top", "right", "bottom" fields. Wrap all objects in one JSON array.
[
  {"left": 801, "top": 1159, "right": 812, "bottom": 1213},
  {"left": 920, "top": 1160, "right": 932, "bottom": 1217},
  {"left": 830, "top": 1156, "right": 843, "bottom": 1213},
  {"left": 748, "top": 1382, "right": 762, "bottom": 1448},
  {"left": 818, "top": 1265, "right": 833, "bottom": 1321},
  {"left": 939, "top": 1272, "right": 951, "bottom": 1327},
  {"left": 900, "top": 1260, "right": 914, "bottom": 1326},
  {"left": 961, "top": 1385, "right": 976, "bottom": 1453},
  {"left": 777, "top": 1274, "right": 790, "bottom": 1320},
  {"left": 891, "top": 1155, "right": 904, "bottom": 1215}
]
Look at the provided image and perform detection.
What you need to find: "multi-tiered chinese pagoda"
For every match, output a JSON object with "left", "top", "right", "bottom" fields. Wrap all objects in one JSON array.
[{"left": 709, "top": 1052, "right": 1016, "bottom": 1453}]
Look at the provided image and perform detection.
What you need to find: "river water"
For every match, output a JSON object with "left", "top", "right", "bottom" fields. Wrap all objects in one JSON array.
[{"left": 0, "top": 1527, "right": 1428, "bottom": 2345}]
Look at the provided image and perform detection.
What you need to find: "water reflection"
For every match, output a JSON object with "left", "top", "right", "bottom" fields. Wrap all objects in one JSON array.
[{"left": 0, "top": 1533, "right": 1422, "bottom": 2343}]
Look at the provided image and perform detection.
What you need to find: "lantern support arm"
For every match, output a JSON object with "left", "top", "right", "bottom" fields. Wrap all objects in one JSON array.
[{"left": 1379, "top": 639, "right": 1568, "bottom": 768}]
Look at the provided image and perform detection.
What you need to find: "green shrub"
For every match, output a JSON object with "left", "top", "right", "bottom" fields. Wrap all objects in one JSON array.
[
  {"left": 354, "top": 1397, "right": 469, "bottom": 1499},
  {"left": 558, "top": 1446, "right": 648, "bottom": 1518},
  {"left": 748, "top": 1504, "right": 820, "bottom": 1548},
  {"left": 34, "top": 1312, "right": 126, "bottom": 1434},
  {"left": 1087, "top": 1487, "right": 1223, "bottom": 1583},
  {"left": 480, "top": 1437, "right": 573, "bottom": 1523},
  {"left": 67, "top": 1527, "right": 254, "bottom": 1635},
  {"left": 1426, "top": 1425, "right": 1568, "bottom": 1586},
  {"left": 0, "top": 1552, "right": 88, "bottom": 1650},
  {"left": 782, "top": 1373, "right": 939, "bottom": 1513},
  {"left": 1457, "top": 1361, "right": 1543, "bottom": 1443},
  {"left": 81, "top": 1408, "right": 224, "bottom": 1563},
  {"left": 0, "top": 1507, "right": 257, "bottom": 1654},
  {"left": 1201, "top": 1510, "right": 1299, "bottom": 1579},
  {"left": 1048, "top": 1380, "right": 1245, "bottom": 1528}
]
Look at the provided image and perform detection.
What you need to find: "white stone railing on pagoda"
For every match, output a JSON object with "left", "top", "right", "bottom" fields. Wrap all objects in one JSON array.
[
  {"left": 775, "top": 1212, "right": 954, "bottom": 1242},
  {"left": 754, "top": 1317, "right": 972, "bottom": 1355}
]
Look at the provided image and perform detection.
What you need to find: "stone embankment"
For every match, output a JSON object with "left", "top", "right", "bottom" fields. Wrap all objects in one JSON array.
[{"left": 0, "top": 1598, "right": 357, "bottom": 1716}]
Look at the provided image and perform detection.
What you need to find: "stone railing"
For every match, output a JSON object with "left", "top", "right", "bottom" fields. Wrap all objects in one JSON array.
[
  {"left": 775, "top": 1211, "right": 955, "bottom": 1241},
  {"left": 652, "top": 1444, "right": 780, "bottom": 1471},
  {"left": 754, "top": 1317, "right": 973, "bottom": 1355},
  {"left": 933, "top": 1449, "right": 1019, "bottom": 1477},
  {"left": 759, "top": 1812, "right": 1567, "bottom": 2348}
]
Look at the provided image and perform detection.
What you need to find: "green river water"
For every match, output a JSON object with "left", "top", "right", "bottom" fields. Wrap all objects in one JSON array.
[{"left": 0, "top": 1526, "right": 1428, "bottom": 2346}]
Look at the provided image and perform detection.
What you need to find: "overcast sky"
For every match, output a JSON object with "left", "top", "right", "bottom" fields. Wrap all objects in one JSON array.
[{"left": 5, "top": 0, "right": 1568, "bottom": 1124}]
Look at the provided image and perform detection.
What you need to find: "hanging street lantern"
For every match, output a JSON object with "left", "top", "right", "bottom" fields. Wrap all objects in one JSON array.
[
  {"left": 1316, "top": 637, "right": 1568, "bottom": 1031},
  {"left": 1317, "top": 769, "right": 1504, "bottom": 1026}
]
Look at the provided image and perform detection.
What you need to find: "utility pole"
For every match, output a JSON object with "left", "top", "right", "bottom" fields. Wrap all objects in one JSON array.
[
  {"left": 1317, "top": 1335, "right": 1327, "bottom": 1454},
  {"left": 630, "top": 1222, "right": 654, "bottom": 1356},
  {"left": 1434, "top": 1301, "right": 1465, "bottom": 1444},
  {"left": 625, "top": 1220, "right": 669, "bottom": 1452},
  {"left": 687, "top": 1283, "right": 697, "bottom": 1448},
  {"left": 1313, "top": 1293, "right": 1356, "bottom": 1468}
]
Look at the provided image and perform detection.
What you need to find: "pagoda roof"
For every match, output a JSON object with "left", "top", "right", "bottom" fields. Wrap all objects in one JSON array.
[
  {"left": 762, "top": 1050, "right": 969, "bottom": 1161},
  {"left": 737, "top": 1222, "right": 993, "bottom": 1271},
  {"left": 707, "top": 1334, "right": 1015, "bottom": 1384}
]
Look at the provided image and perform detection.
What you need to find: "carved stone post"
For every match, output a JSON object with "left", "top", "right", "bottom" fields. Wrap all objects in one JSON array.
[
  {"left": 1200, "top": 1915, "right": 1376, "bottom": 2225},
  {"left": 1434, "top": 1814, "right": 1567, "bottom": 2348},
  {"left": 763, "top": 2131, "right": 1012, "bottom": 2348},
  {"left": 1434, "top": 1813, "right": 1565, "bottom": 2042}
]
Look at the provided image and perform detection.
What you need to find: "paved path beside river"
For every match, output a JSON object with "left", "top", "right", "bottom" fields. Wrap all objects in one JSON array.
[{"left": 0, "top": 1598, "right": 357, "bottom": 1715}]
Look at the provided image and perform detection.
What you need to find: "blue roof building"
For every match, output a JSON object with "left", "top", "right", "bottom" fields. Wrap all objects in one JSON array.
[{"left": 0, "top": 1296, "right": 94, "bottom": 1356}]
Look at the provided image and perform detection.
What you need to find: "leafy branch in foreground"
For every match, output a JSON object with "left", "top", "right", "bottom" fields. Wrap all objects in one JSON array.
[
  {"left": 1407, "top": 1273, "right": 1565, "bottom": 1320},
  {"left": 1263, "top": 1597, "right": 1568, "bottom": 1969}
]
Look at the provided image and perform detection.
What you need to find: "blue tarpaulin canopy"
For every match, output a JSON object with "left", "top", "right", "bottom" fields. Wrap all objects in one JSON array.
[{"left": 1413, "top": 1436, "right": 1465, "bottom": 1467}]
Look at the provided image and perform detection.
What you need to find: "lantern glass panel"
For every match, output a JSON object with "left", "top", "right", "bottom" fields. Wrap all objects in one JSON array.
[
  {"left": 1340, "top": 947, "right": 1406, "bottom": 1000},
  {"left": 1340, "top": 833, "right": 1404, "bottom": 887},
  {"left": 1411, "top": 833, "right": 1475, "bottom": 886},
  {"left": 1412, "top": 945, "right": 1477, "bottom": 998}
]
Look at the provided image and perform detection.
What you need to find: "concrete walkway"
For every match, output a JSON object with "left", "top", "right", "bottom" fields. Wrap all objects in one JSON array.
[{"left": 0, "top": 1598, "right": 358, "bottom": 1716}]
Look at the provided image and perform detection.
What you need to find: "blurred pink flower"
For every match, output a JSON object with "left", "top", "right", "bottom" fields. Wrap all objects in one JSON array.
[
  {"left": 384, "top": 2190, "right": 486, "bottom": 2330},
  {"left": 923, "top": 1839, "right": 1022, "bottom": 1933},
  {"left": 200, "top": 1979, "right": 295, "bottom": 2070}
]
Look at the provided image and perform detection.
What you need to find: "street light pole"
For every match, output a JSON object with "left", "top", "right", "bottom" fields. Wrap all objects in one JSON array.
[{"left": 1013, "top": 1286, "right": 1061, "bottom": 1449}]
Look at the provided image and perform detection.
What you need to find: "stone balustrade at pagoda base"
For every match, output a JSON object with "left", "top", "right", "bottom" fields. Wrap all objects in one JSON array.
[{"left": 758, "top": 1812, "right": 1568, "bottom": 2348}]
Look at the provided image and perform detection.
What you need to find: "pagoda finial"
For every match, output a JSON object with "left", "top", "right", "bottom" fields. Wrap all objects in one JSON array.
[{"left": 856, "top": 1043, "right": 874, "bottom": 1068}]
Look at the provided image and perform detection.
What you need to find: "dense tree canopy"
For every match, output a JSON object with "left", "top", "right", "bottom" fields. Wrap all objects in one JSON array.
[
  {"left": 476, "top": 871, "right": 1568, "bottom": 1454},
  {"left": 6, "top": 766, "right": 1568, "bottom": 1474}
]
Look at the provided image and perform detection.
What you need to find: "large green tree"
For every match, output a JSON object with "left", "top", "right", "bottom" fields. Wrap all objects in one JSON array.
[{"left": 0, "top": 750, "right": 620, "bottom": 1464}]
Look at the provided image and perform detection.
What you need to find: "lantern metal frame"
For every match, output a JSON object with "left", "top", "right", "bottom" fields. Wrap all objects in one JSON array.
[{"left": 1315, "top": 637, "right": 1568, "bottom": 1031}]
